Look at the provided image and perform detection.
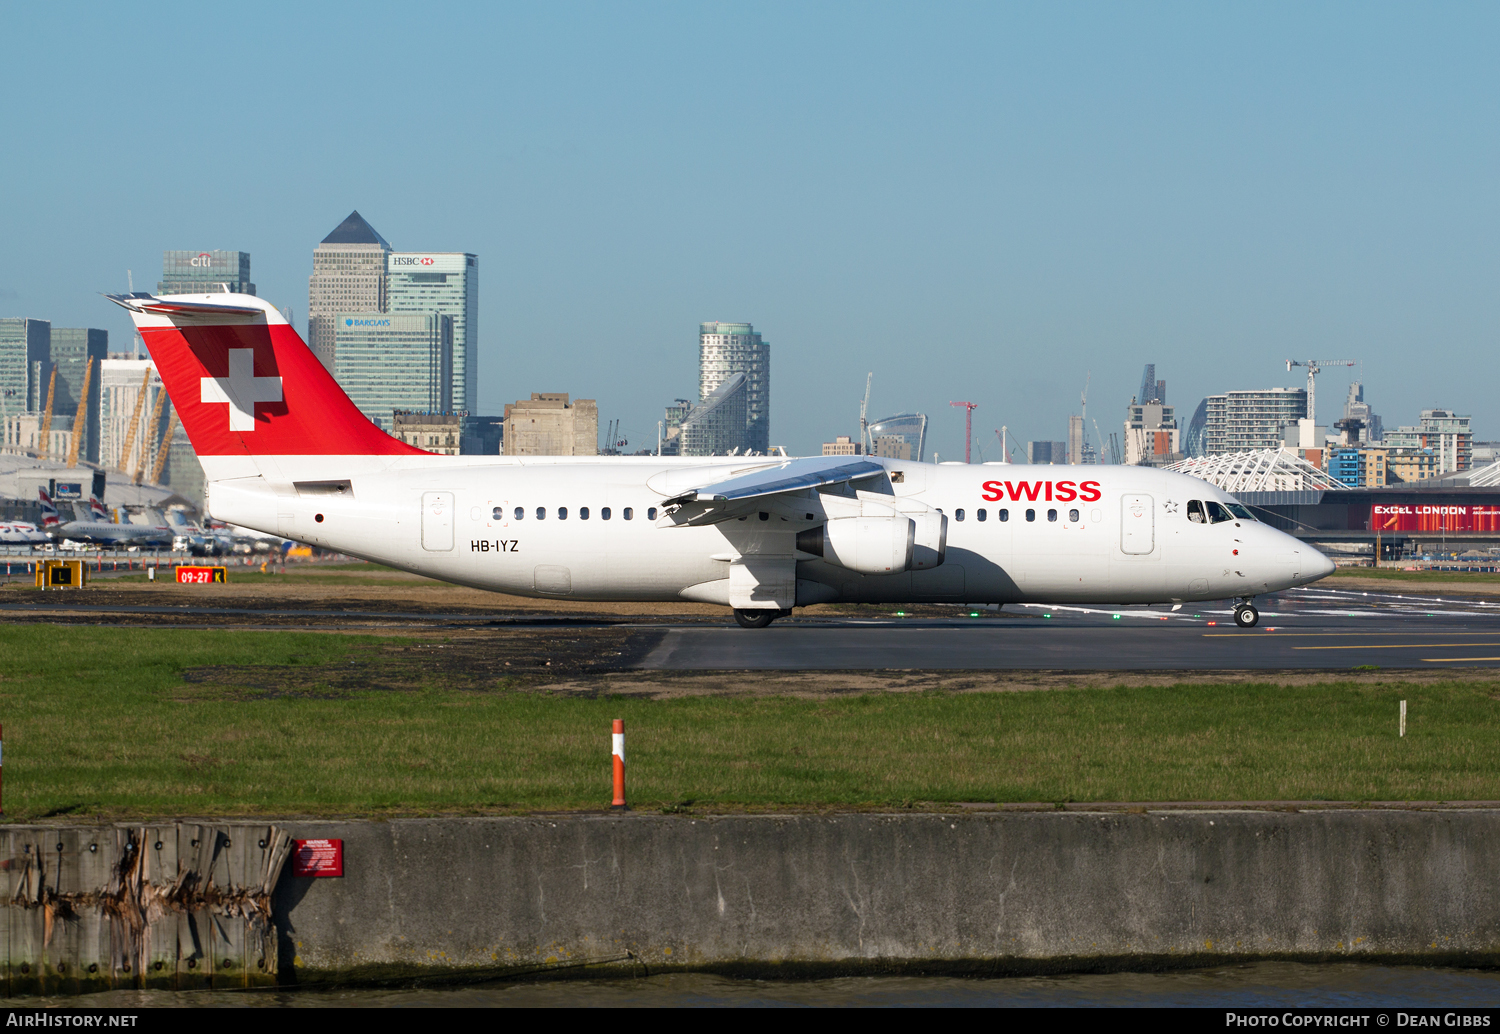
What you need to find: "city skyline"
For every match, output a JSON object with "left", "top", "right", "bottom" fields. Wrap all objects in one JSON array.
[{"left": 2, "top": 4, "right": 1496, "bottom": 458}]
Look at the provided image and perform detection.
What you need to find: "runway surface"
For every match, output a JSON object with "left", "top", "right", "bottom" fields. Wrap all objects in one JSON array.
[
  {"left": 641, "top": 585, "right": 1500, "bottom": 670},
  {"left": 5, "top": 583, "right": 1500, "bottom": 671}
]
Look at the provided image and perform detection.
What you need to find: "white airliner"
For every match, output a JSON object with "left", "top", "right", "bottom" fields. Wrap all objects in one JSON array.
[
  {"left": 39, "top": 489, "right": 173, "bottom": 548},
  {"left": 0, "top": 519, "right": 48, "bottom": 546},
  {"left": 107, "top": 292, "right": 1335, "bottom": 628}
]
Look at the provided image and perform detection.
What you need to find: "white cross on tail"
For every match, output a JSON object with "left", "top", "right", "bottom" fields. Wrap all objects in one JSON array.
[{"left": 201, "top": 348, "right": 283, "bottom": 432}]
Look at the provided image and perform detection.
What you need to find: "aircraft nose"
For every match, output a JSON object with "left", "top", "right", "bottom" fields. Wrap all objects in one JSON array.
[{"left": 1313, "top": 550, "right": 1336, "bottom": 579}]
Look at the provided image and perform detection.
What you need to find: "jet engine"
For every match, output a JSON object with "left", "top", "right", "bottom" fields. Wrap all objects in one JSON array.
[
  {"left": 908, "top": 510, "right": 947, "bottom": 570},
  {"left": 796, "top": 515, "right": 915, "bottom": 575}
]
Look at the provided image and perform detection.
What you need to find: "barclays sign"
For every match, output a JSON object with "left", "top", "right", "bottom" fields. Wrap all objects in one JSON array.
[{"left": 345, "top": 318, "right": 391, "bottom": 327}]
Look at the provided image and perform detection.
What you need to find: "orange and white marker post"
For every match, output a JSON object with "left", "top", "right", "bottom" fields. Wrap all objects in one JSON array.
[{"left": 611, "top": 719, "right": 627, "bottom": 811}]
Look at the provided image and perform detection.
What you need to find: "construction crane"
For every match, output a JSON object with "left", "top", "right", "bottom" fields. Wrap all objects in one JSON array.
[
  {"left": 37, "top": 366, "right": 57, "bottom": 460},
  {"left": 1092, "top": 418, "right": 1109, "bottom": 464},
  {"left": 949, "top": 401, "right": 978, "bottom": 464},
  {"left": 858, "top": 372, "right": 872, "bottom": 453},
  {"left": 118, "top": 369, "right": 151, "bottom": 473},
  {"left": 1078, "top": 370, "right": 1096, "bottom": 464},
  {"left": 1108, "top": 431, "right": 1123, "bottom": 465},
  {"left": 135, "top": 379, "right": 169, "bottom": 483},
  {"left": 63, "top": 356, "right": 95, "bottom": 468},
  {"left": 991, "top": 427, "right": 1015, "bottom": 464},
  {"left": 149, "top": 410, "right": 178, "bottom": 485},
  {"left": 1286, "top": 359, "right": 1355, "bottom": 431}
]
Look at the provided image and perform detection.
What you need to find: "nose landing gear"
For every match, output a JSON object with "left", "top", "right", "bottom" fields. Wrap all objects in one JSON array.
[{"left": 1233, "top": 601, "right": 1260, "bottom": 628}]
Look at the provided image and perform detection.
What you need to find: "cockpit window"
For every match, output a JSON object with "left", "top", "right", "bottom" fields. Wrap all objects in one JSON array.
[
  {"left": 1205, "top": 501, "right": 1235, "bottom": 524},
  {"left": 1187, "top": 500, "right": 1206, "bottom": 524},
  {"left": 1227, "top": 503, "right": 1256, "bottom": 521}
]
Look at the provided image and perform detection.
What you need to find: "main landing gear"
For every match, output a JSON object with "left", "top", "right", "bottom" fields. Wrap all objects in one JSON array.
[
  {"left": 1233, "top": 600, "right": 1260, "bottom": 628},
  {"left": 733, "top": 608, "right": 792, "bottom": 629}
]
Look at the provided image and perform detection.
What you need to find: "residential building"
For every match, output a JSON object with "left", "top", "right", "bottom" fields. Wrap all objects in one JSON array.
[
  {"left": 392, "top": 411, "right": 463, "bottom": 456},
  {"left": 0, "top": 318, "right": 48, "bottom": 417},
  {"left": 1202, "top": 388, "right": 1307, "bottom": 455},
  {"left": 334, "top": 313, "right": 453, "bottom": 429},
  {"left": 1386, "top": 448, "right": 1441, "bottom": 484},
  {"left": 680, "top": 373, "right": 748, "bottom": 457},
  {"left": 1123, "top": 401, "right": 1181, "bottom": 466},
  {"left": 822, "top": 435, "right": 863, "bottom": 456},
  {"left": 308, "top": 211, "right": 392, "bottom": 372},
  {"left": 699, "top": 322, "right": 769, "bottom": 453},
  {"left": 1385, "top": 410, "right": 1472, "bottom": 474},
  {"left": 158, "top": 251, "right": 255, "bottom": 296},
  {"left": 502, "top": 394, "right": 598, "bottom": 456},
  {"left": 871, "top": 435, "right": 913, "bottom": 461},
  {"left": 866, "top": 413, "right": 927, "bottom": 462},
  {"left": 387, "top": 252, "right": 478, "bottom": 414}
]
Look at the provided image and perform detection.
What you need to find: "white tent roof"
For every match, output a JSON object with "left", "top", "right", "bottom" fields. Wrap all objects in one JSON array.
[{"left": 1164, "top": 449, "right": 1346, "bottom": 493}]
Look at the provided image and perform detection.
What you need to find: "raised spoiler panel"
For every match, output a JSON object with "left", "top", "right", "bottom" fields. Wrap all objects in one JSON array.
[{"left": 106, "top": 292, "right": 425, "bottom": 458}]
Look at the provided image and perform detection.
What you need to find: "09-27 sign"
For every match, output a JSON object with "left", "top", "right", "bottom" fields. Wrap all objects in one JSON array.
[{"left": 175, "top": 565, "right": 227, "bottom": 584}]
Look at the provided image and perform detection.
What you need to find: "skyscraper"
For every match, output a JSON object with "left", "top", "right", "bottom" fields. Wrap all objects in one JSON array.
[
  {"left": 699, "top": 322, "right": 769, "bottom": 454},
  {"left": 159, "top": 251, "right": 255, "bottom": 296},
  {"left": 680, "top": 373, "right": 749, "bottom": 456},
  {"left": 308, "top": 211, "right": 392, "bottom": 372},
  {"left": 333, "top": 313, "right": 453, "bottom": 428},
  {"left": 387, "top": 252, "right": 478, "bottom": 413},
  {"left": 0, "top": 318, "right": 48, "bottom": 416},
  {"left": 866, "top": 413, "right": 928, "bottom": 462},
  {"left": 47, "top": 328, "right": 108, "bottom": 463}
]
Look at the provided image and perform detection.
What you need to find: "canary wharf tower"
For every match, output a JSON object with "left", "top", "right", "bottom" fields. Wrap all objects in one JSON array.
[
  {"left": 308, "top": 211, "right": 391, "bottom": 372},
  {"left": 699, "top": 321, "right": 769, "bottom": 454}
]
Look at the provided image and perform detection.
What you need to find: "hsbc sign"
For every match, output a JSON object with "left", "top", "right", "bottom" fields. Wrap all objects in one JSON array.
[{"left": 388, "top": 253, "right": 467, "bottom": 274}]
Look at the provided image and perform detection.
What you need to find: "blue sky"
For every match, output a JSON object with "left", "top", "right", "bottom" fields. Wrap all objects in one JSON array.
[{"left": 2, "top": 2, "right": 1495, "bottom": 457}]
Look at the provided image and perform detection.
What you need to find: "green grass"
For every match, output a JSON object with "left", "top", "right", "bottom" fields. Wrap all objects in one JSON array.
[
  {"left": 1328, "top": 568, "right": 1500, "bottom": 584},
  {"left": 2, "top": 626, "right": 1498, "bottom": 818}
]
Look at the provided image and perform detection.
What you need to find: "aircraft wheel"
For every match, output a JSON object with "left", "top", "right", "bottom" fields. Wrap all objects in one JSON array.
[
  {"left": 1234, "top": 604, "right": 1260, "bottom": 628},
  {"left": 734, "top": 608, "right": 777, "bottom": 629}
]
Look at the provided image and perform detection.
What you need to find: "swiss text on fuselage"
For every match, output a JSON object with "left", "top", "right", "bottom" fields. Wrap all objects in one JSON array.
[{"left": 980, "top": 480, "right": 1101, "bottom": 503}]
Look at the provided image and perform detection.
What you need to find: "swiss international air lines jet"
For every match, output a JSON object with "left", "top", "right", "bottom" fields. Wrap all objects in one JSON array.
[{"left": 107, "top": 292, "right": 1335, "bottom": 629}]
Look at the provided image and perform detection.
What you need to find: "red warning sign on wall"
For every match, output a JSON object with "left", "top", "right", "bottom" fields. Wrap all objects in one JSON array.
[{"left": 291, "top": 839, "right": 344, "bottom": 877}]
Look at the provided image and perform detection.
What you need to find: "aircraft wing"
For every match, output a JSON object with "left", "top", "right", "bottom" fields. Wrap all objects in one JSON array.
[{"left": 651, "top": 456, "right": 891, "bottom": 526}]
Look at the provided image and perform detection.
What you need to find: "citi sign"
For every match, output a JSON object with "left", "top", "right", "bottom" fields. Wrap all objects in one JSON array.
[
  {"left": 391, "top": 256, "right": 437, "bottom": 266},
  {"left": 190, "top": 252, "right": 214, "bottom": 267},
  {"left": 345, "top": 318, "right": 391, "bottom": 327},
  {"left": 981, "top": 479, "right": 1103, "bottom": 503}
]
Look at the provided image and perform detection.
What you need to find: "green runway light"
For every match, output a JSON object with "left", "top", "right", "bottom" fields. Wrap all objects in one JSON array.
[
  {"left": 1113, "top": 614, "right": 1121, "bottom": 620},
  {"left": 969, "top": 611, "right": 980, "bottom": 617}
]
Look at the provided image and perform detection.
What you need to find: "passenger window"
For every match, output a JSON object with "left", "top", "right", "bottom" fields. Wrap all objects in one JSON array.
[
  {"left": 1025, "top": 509, "right": 1035, "bottom": 522},
  {"left": 977, "top": 509, "right": 987, "bottom": 522},
  {"left": 1187, "top": 500, "right": 1205, "bottom": 524},
  {"left": 602, "top": 507, "right": 612, "bottom": 520},
  {"left": 536, "top": 507, "right": 546, "bottom": 520},
  {"left": 1069, "top": 508, "right": 1080, "bottom": 523},
  {"left": 1206, "top": 501, "right": 1234, "bottom": 524},
  {"left": 580, "top": 507, "right": 590, "bottom": 520},
  {"left": 999, "top": 509, "right": 1009, "bottom": 522},
  {"left": 558, "top": 507, "right": 568, "bottom": 520},
  {"left": 513, "top": 506, "right": 524, "bottom": 521},
  {"left": 491, "top": 506, "right": 503, "bottom": 521},
  {"left": 623, "top": 507, "right": 634, "bottom": 520},
  {"left": 955, "top": 509, "right": 965, "bottom": 522},
  {"left": 647, "top": 507, "right": 658, "bottom": 520},
  {"left": 1048, "top": 509, "right": 1058, "bottom": 522}
]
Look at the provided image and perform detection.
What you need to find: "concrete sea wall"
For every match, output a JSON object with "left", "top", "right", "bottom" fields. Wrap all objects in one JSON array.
[{"left": 271, "top": 810, "right": 1500, "bottom": 983}]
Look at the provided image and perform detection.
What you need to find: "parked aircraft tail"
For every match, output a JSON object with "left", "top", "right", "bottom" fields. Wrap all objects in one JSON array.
[
  {"left": 88, "top": 495, "right": 110, "bottom": 521},
  {"left": 37, "top": 488, "right": 60, "bottom": 527}
]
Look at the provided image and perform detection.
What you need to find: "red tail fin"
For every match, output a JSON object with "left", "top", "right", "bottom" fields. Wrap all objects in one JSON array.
[{"left": 106, "top": 293, "right": 424, "bottom": 459}]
